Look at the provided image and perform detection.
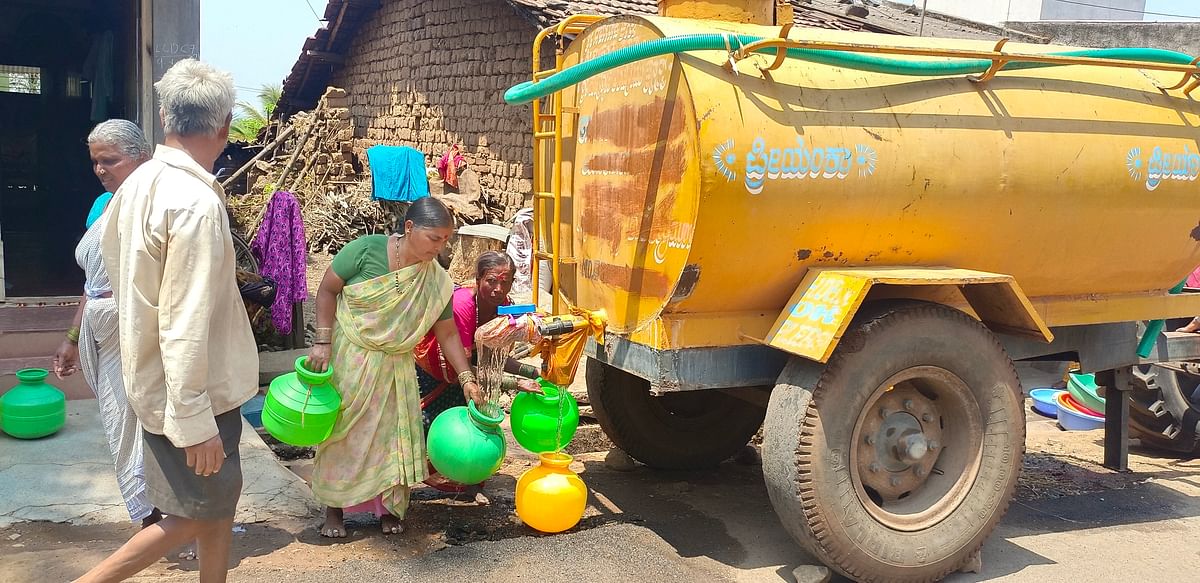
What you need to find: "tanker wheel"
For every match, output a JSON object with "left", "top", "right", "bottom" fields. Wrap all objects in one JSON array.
[
  {"left": 763, "top": 301, "right": 1024, "bottom": 583},
  {"left": 1128, "top": 364, "right": 1200, "bottom": 454},
  {"left": 585, "top": 358, "right": 766, "bottom": 470}
]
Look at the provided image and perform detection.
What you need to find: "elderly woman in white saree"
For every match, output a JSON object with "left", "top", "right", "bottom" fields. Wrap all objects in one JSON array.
[{"left": 53, "top": 119, "right": 159, "bottom": 527}]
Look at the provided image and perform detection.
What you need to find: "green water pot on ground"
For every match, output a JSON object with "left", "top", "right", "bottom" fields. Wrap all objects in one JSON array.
[
  {"left": 262, "top": 357, "right": 341, "bottom": 446},
  {"left": 427, "top": 401, "right": 507, "bottom": 485},
  {"left": 2, "top": 369, "right": 66, "bottom": 439},
  {"left": 510, "top": 378, "right": 580, "bottom": 453}
]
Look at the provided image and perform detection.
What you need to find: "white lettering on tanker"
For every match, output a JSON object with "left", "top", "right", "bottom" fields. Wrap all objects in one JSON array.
[
  {"left": 626, "top": 222, "right": 695, "bottom": 265},
  {"left": 578, "top": 24, "right": 671, "bottom": 103},
  {"left": 1126, "top": 145, "right": 1200, "bottom": 191},
  {"left": 713, "top": 138, "right": 878, "bottom": 195}
]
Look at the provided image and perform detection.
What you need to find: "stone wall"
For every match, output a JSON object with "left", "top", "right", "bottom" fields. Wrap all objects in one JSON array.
[
  {"left": 329, "top": 0, "right": 541, "bottom": 222},
  {"left": 1007, "top": 21, "right": 1200, "bottom": 57}
]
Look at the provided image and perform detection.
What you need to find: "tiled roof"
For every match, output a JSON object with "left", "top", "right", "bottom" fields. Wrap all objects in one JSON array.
[
  {"left": 279, "top": 0, "right": 995, "bottom": 115},
  {"left": 504, "top": 0, "right": 902, "bottom": 32},
  {"left": 804, "top": 0, "right": 1035, "bottom": 42},
  {"left": 278, "top": 0, "right": 382, "bottom": 116}
]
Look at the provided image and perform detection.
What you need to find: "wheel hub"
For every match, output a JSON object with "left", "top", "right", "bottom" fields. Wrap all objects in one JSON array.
[
  {"left": 857, "top": 386, "right": 944, "bottom": 501},
  {"left": 849, "top": 366, "right": 985, "bottom": 532}
]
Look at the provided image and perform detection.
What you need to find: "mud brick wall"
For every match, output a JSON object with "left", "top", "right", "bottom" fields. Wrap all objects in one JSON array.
[{"left": 329, "top": 0, "right": 542, "bottom": 222}]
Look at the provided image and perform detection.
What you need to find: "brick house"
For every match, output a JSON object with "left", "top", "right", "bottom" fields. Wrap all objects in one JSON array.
[{"left": 276, "top": 0, "right": 1006, "bottom": 223}]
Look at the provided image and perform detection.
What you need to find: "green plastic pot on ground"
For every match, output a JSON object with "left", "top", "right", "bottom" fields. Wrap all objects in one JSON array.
[
  {"left": 2, "top": 369, "right": 66, "bottom": 439},
  {"left": 262, "top": 357, "right": 341, "bottom": 446},
  {"left": 510, "top": 379, "right": 579, "bottom": 453},
  {"left": 427, "top": 401, "right": 506, "bottom": 485}
]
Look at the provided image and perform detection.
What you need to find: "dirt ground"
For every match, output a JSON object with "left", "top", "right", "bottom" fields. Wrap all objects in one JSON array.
[
  {"left": 4, "top": 402, "right": 1199, "bottom": 583},
  {"left": 300, "top": 253, "right": 333, "bottom": 340}
]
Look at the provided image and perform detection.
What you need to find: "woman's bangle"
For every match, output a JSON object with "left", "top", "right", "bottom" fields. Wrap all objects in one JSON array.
[
  {"left": 458, "top": 370, "right": 478, "bottom": 386},
  {"left": 66, "top": 327, "right": 80, "bottom": 344},
  {"left": 501, "top": 374, "right": 518, "bottom": 392},
  {"left": 314, "top": 327, "right": 333, "bottom": 344}
]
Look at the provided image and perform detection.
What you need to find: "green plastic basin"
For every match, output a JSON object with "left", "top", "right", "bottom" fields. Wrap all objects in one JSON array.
[{"left": 1067, "top": 372, "right": 1106, "bottom": 414}]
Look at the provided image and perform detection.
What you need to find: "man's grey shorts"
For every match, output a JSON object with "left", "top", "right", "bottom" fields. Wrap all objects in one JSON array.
[{"left": 142, "top": 409, "right": 243, "bottom": 520}]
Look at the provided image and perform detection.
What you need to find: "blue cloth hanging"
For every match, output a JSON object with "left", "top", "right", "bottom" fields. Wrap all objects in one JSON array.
[{"left": 367, "top": 145, "right": 429, "bottom": 202}]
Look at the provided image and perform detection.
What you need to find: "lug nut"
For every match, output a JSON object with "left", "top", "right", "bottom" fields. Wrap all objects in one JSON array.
[
  {"left": 915, "top": 467, "right": 927, "bottom": 477},
  {"left": 903, "top": 399, "right": 914, "bottom": 411},
  {"left": 869, "top": 462, "right": 881, "bottom": 473},
  {"left": 865, "top": 434, "right": 876, "bottom": 445},
  {"left": 880, "top": 408, "right": 891, "bottom": 418},
  {"left": 928, "top": 441, "right": 940, "bottom": 451},
  {"left": 890, "top": 476, "right": 902, "bottom": 487},
  {"left": 922, "top": 413, "right": 933, "bottom": 422}
]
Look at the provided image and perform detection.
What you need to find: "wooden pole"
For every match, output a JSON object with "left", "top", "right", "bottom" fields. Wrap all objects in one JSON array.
[
  {"left": 247, "top": 106, "right": 325, "bottom": 245},
  {"left": 220, "top": 124, "right": 297, "bottom": 190},
  {"left": 276, "top": 109, "right": 321, "bottom": 189},
  {"left": 288, "top": 122, "right": 326, "bottom": 191}
]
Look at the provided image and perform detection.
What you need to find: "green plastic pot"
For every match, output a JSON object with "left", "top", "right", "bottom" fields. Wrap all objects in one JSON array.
[
  {"left": 262, "top": 357, "right": 341, "bottom": 446},
  {"left": 427, "top": 401, "right": 506, "bottom": 485},
  {"left": 510, "top": 379, "right": 579, "bottom": 453},
  {"left": 1067, "top": 372, "right": 1106, "bottom": 415},
  {"left": 2, "top": 369, "right": 66, "bottom": 439}
]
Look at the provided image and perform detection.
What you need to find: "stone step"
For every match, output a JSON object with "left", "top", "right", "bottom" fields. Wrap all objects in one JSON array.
[
  {"left": 258, "top": 348, "right": 309, "bottom": 385},
  {"left": 0, "top": 330, "right": 66, "bottom": 359},
  {"left": 0, "top": 304, "right": 76, "bottom": 334}
]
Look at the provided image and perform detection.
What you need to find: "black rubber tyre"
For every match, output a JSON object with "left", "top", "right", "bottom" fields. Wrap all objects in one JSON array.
[
  {"left": 762, "top": 301, "right": 1024, "bottom": 583},
  {"left": 1128, "top": 364, "right": 1200, "bottom": 454},
  {"left": 232, "top": 231, "right": 260, "bottom": 274},
  {"left": 584, "top": 358, "right": 766, "bottom": 470}
]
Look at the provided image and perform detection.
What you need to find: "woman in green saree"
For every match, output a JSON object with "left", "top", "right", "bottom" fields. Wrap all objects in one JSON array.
[{"left": 307, "top": 197, "right": 483, "bottom": 537}]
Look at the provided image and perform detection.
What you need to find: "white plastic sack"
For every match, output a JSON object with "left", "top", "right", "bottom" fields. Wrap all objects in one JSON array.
[{"left": 507, "top": 208, "right": 534, "bottom": 294}]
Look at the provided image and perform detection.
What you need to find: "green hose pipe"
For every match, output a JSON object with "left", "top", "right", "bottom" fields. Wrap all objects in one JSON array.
[
  {"left": 504, "top": 33, "right": 1196, "bottom": 105},
  {"left": 1136, "top": 280, "right": 1188, "bottom": 359}
]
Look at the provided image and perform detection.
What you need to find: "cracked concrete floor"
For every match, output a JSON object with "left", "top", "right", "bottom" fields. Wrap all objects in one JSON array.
[{"left": 0, "top": 400, "right": 319, "bottom": 527}]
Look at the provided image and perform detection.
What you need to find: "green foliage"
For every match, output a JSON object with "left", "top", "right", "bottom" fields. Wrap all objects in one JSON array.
[{"left": 228, "top": 83, "right": 282, "bottom": 144}]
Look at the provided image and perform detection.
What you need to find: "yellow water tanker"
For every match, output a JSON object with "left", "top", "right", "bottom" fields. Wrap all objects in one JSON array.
[{"left": 515, "top": 10, "right": 1200, "bottom": 583}]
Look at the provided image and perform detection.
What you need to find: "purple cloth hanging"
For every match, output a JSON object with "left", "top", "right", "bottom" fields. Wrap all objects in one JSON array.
[{"left": 251, "top": 191, "right": 307, "bottom": 334}]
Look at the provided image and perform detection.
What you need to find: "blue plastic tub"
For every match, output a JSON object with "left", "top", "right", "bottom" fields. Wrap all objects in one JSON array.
[
  {"left": 241, "top": 394, "right": 266, "bottom": 428},
  {"left": 1029, "top": 388, "right": 1062, "bottom": 418}
]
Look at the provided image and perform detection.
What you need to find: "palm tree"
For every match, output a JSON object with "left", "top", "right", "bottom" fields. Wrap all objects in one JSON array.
[{"left": 229, "top": 83, "right": 281, "bottom": 143}]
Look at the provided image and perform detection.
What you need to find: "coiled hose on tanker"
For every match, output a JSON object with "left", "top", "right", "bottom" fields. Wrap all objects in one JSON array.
[{"left": 503, "top": 33, "right": 1196, "bottom": 104}]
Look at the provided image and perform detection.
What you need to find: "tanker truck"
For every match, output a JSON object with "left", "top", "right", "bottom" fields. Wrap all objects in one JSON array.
[{"left": 505, "top": 2, "right": 1200, "bottom": 581}]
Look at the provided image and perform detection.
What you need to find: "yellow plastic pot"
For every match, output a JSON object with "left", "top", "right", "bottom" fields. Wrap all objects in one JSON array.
[{"left": 515, "top": 452, "right": 588, "bottom": 533}]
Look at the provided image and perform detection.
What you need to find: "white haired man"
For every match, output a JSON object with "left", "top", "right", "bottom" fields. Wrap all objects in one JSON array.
[{"left": 76, "top": 59, "right": 257, "bottom": 583}]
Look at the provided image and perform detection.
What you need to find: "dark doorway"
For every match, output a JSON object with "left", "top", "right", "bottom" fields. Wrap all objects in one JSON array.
[{"left": 0, "top": 0, "right": 139, "bottom": 298}]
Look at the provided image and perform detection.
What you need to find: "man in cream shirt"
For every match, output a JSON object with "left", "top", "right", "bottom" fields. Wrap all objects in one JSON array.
[{"left": 76, "top": 59, "right": 257, "bottom": 583}]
